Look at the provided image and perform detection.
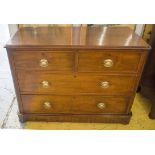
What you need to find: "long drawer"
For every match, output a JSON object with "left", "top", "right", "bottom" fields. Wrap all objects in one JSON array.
[
  {"left": 21, "top": 95, "right": 130, "bottom": 114},
  {"left": 17, "top": 72, "right": 137, "bottom": 95}
]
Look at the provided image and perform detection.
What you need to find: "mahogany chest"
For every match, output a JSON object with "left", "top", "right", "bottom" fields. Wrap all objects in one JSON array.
[{"left": 5, "top": 26, "right": 150, "bottom": 123}]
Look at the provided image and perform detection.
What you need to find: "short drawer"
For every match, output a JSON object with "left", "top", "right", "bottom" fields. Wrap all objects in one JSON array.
[
  {"left": 18, "top": 72, "right": 136, "bottom": 95},
  {"left": 78, "top": 50, "right": 142, "bottom": 73},
  {"left": 21, "top": 95, "right": 130, "bottom": 114},
  {"left": 12, "top": 51, "right": 74, "bottom": 71}
]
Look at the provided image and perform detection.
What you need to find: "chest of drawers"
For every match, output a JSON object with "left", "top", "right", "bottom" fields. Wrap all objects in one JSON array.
[{"left": 5, "top": 26, "right": 150, "bottom": 124}]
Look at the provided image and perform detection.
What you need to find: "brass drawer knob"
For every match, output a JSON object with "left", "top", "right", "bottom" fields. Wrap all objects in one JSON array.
[
  {"left": 43, "top": 102, "right": 52, "bottom": 109},
  {"left": 41, "top": 81, "right": 49, "bottom": 88},
  {"left": 40, "top": 59, "right": 48, "bottom": 67},
  {"left": 97, "top": 103, "right": 106, "bottom": 109},
  {"left": 103, "top": 59, "right": 113, "bottom": 67},
  {"left": 101, "top": 81, "right": 109, "bottom": 88}
]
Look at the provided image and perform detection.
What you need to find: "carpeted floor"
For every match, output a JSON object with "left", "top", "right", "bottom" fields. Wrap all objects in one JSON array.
[{"left": 25, "top": 93, "right": 155, "bottom": 130}]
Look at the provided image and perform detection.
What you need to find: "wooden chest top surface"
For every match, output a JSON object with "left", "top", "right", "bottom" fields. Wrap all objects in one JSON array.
[{"left": 5, "top": 26, "right": 150, "bottom": 49}]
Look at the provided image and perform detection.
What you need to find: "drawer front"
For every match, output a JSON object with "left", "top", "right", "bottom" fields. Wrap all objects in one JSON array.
[
  {"left": 18, "top": 72, "right": 136, "bottom": 95},
  {"left": 12, "top": 51, "right": 74, "bottom": 71},
  {"left": 78, "top": 50, "right": 142, "bottom": 73},
  {"left": 21, "top": 95, "right": 130, "bottom": 114}
]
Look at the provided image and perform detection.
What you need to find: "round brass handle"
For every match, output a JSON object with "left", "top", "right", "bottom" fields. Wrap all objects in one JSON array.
[
  {"left": 41, "top": 81, "right": 49, "bottom": 88},
  {"left": 40, "top": 59, "right": 48, "bottom": 67},
  {"left": 43, "top": 102, "right": 52, "bottom": 109},
  {"left": 101, "top": 81, "right": 109, "bottom": 88},
  {"left": 103, "top": 59, "right": 113, "bottom": 67},
  {"left": 97, "top": 103, "right": 106, "bottom": 109}
]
